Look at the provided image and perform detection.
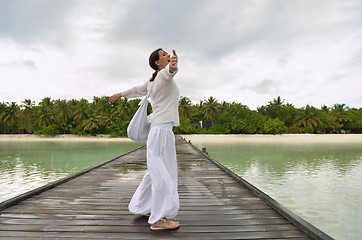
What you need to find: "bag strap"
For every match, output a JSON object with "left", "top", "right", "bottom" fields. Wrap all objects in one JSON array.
[
  {"left": 139, "top": 75, "right": 157, "bottom": 106},
  {"left": 146, "top": 74, "right": 158, "bottom": 99}
]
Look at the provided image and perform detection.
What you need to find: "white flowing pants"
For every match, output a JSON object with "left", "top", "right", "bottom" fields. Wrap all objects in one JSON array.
[{"left": 128, "top": 122, "right": 180, "bottom": 224}]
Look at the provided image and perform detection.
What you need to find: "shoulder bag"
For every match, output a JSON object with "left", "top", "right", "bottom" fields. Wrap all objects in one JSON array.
[{"left": 127, "top": 80, "right": 155, "bottom": 142}]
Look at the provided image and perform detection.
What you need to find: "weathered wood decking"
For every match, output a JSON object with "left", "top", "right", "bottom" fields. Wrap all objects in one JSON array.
[{"left": 0, "top": 137, "right": 332, "bottom": 239}]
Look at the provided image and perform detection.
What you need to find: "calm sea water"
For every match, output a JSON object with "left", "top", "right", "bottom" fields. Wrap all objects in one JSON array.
[
  {"left": 1, "top": 135, "right": 361, "bottom": 239},
  {"left": 182, "top": 134, "right": 362, "bottom": 240},
  {"left": 0, "top": 139, "right": 141, "bottom": 203}
]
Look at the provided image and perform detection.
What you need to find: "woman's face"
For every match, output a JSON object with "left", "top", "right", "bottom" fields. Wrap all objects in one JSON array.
[{"left": 156, "top": 49, "right": 171, "bottom": 70}]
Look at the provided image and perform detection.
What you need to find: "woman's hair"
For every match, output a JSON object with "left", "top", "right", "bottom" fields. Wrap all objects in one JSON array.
[{"left": 149, "top": 48, "right": 162, "bottom": 82}]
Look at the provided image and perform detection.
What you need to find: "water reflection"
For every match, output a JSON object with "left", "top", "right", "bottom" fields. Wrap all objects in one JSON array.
[
  {"left": 113, "top": 161, "right": 148, "bottom": 174},
  {"left": 184, "top": 136, "right": 362, "bottom": 240},
  {"left": 0, "top": 141, "right": 141, "bottom": 203},
  {"left": 207, "top": 142, "right": 362, "bottom": 177}
]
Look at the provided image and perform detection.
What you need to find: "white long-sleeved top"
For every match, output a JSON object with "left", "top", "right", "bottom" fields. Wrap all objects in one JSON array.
[{"left": 121, "top": 64, "right": 180, "bottom": 127}]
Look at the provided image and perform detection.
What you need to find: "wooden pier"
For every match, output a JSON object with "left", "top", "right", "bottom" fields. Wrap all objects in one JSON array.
[{"left": 0, "top": 137, "right": 332, "bottom": 239}]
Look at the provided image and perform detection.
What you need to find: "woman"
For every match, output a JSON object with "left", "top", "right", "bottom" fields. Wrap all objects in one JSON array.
[{"left": 109, "top": 48, "right": 180, "bottom": 230}]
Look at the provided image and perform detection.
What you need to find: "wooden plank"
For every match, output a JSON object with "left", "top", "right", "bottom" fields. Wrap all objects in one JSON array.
[{"left": 0, "top": 137, "right": 332, "bottom": 239}]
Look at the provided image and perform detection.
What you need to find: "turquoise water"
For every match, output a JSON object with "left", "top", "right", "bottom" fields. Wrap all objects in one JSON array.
[
  {"left": 0, "top": 139, "right": 141, "bottom": 203},
  {"left": 183, "top": 135, "right": 362, "bottom": 240},
  {"left": 1, "top": 135, "right": 361, "bottom": 239}
]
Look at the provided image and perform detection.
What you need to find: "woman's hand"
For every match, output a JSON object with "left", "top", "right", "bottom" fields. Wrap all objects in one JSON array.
[
  {"left": 169, "top": 50, "right": 178, "bottom": 73},
  {"left": 109, "top": 92, "right": 122, "bottom": 103}
]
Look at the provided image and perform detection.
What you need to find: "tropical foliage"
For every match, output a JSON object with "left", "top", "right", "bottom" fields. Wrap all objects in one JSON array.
[{"left": 1, "top": 96, "right": 361, "bottom": 136}]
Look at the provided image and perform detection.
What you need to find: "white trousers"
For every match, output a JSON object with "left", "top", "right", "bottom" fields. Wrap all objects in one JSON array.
[{"left": 128, "top": 122, "right": 180, "bottom": 224}]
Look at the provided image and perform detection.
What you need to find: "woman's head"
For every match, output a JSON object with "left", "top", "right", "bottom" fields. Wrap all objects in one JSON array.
[{"left": 149, "top": 48, "right": 171, "bottom": 71}]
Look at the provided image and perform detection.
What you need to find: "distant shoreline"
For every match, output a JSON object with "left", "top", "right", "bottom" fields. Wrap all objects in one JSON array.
[
  {"left": 2, "top": 134, "right": 362, "bottom": 143},
  {"left": 0, "top": 134, "right": 131, "bottom": 142},
  {"left": 181, "top": 134, "right": 362, "bottom": 143}
]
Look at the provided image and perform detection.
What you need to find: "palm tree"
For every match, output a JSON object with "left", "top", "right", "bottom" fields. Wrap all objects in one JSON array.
[
  {"left": 73, "top": 99, "right": 90, "bottom": 125},
  {"left": 258, "top": 97, "right": 298, "bottom": 127},
  {"left": 35, "top": 99, "right": 54, "bottom": 128},
  {"left": 82, "top": 115, "right": 105, "bottom": 134},
  {"left": 118, "top": 98, "right": 132, "bottom": 117},
  {"left": 20, "top": 99, "right": 35, "bottom": 133},
  {"left": 54, "top": 99, "right": 71, "bottom": 134},
  {"left": 296, "top": 105, "right": 320, "bottom": 129},
  {"left": 220, "top": 101, "right": 230, "bottom": 113},
  {"left": 39, "top": 97, "right": 54, "bottom": 108},
  {"left": 321, "top": 105, "right": 330, "bottom": 113},
  {"left": 330, "top": 104, "right": 351, "bottom": 132},
  {"left": 332, "top": 104, "right": 350, "bottom": 124},
  {"left": 21, "top": 99, "right": 35, "bottom": 109},
  {"left": 1, "top": 102, "right": 20, "bottom": 133},
  {"left": 92, "top": 96, "right": 111, "bottom": 116},
  {"left": 187, "top": 100, "right": 204, "bottom": 124},
  {"left": 179, "top": 96, "right": 192, "bottom": 119},
  {"left": 0, "top": 102, "right": 6, "bottom": 134},
  {"left": 202, "top": 96, "right": 220, "bottom": 123}
]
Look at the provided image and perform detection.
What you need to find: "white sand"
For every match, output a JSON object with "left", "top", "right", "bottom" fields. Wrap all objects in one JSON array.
[
  {"left": 1, "top": 134, "right": 362, "bottom": 143},
  {"left": 0, "top": 134, "right": 133, "bottom": 142},
  {"left": 181, "top": 134, "right": 362, "bottom": 144}
]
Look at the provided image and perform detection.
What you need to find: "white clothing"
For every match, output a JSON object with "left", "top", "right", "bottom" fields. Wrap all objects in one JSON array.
[
  {"left": 123, "top": 63, "right": 180, "bottom": 224},
  {"left": 128, "top": 122, "right": 179, "bottom": 224},
  {"left": 121, "top": 64, "right": 180, "bottom": 126}
]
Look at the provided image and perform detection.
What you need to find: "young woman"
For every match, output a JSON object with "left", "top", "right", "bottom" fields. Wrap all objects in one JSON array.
[{"left": 109, "top": 48, "right": 180, "bottom": 230}]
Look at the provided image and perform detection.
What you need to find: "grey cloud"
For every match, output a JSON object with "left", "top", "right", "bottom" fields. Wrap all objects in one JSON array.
[
  {"left": 1, "top": 60, "right": 37, "bottom": 70},
  {"left": 0, "top": 0, "right": 74, "bottom": 46},
  {"left": 108, "top": 1, "right": 204, "bottom": 47},
  {"left": 19, "top": 60, "right": 37, "bottom": 70},
  {"left": 248, "top": 78, "right": 280, "bottom": 94},
  {"left": 107, "top": 0, "right": 267, "bottom": 59},
  {"left": 107, "top": 0, "right": 362, "bottom": 62},
  {"left": 1, "top": 0, "right": 360, "bottom": 109}
]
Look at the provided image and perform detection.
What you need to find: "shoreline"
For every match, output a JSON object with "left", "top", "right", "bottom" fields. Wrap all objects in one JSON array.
[
  {"left": 0, "top": 134, "right": 132, "bottom": 142},
  {"left": 1, "top": 134, "right": 362, "bottom": 143},
  {"left": 181, "top": 134, "right": 362, "bottom": 143}
]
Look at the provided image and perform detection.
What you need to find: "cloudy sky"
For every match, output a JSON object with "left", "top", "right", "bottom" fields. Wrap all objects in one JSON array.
[{"left": 1, "top": 0, "right": 361, "bottom": 109}]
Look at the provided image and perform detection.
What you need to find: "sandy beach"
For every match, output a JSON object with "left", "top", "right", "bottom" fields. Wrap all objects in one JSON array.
[
  {"left": 181, "top": 134, "right": 362, "bottom": 144},
  {"left": 2, "top": 134, "right": 362, "bottom": 143},
  {"left": 0, "top": 134, "right": 133, "bottom": 142}
]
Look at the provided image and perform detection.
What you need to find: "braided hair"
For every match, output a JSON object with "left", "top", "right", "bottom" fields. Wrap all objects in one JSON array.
[{"left": 149, "top": 48, "right": 162, "bottom": 82}]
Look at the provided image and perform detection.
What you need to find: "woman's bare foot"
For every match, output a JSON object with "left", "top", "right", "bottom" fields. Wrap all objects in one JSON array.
[{"left": 150, "top": 218, "right": 180, "bottom": 231}]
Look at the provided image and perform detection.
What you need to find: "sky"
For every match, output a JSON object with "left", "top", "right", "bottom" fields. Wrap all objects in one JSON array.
[{"left": 1, "top": 0, "right": 361, "bottom": 110}]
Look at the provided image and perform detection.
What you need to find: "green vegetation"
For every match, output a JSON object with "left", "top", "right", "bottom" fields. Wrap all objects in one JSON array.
[{"left": 1, "top": 96, "right": 361, "bottom": 136}]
